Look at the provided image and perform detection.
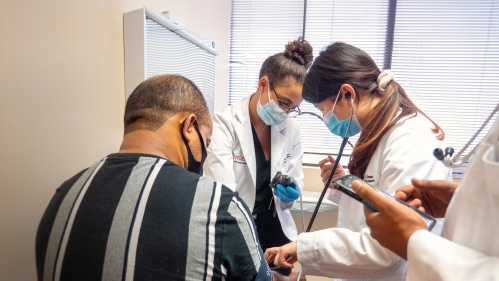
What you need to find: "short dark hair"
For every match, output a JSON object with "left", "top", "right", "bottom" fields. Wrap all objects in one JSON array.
[
  {"left": 124, "top": 75, "right": 209, "bottom": 134},
  {"left": 259, "top": 37, "right": 314, "bottom": 86}
]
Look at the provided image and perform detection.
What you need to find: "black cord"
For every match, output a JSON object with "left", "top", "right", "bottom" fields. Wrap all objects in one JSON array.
[
  {"left": 306, "top": 97, "right": 355, "bottom": 231},
  {"left": 305, "top": 136, "right": 349, "bottom": 232}
]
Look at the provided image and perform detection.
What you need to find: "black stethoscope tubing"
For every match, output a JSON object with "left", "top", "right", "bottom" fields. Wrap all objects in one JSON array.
[{"left": 305, "top": 101, "right": 354, "bottom": 232}]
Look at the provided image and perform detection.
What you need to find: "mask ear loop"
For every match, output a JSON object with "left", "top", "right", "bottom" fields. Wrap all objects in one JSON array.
[
  {"left": 267, "top": 80, "right": 272, "bottom": 104},
  {"left": 193, "top": 120, "right": 206, "bottom": 155},
  {"left": 330, "top": 89, "right": 341, "bottom": 113},
  {"left": 342, "top": 97, "right": 355, "bottom": 138}
]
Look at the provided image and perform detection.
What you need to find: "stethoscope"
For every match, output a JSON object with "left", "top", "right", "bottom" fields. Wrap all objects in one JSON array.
[
  {"left": 295, "top": 109, "right": 355, "bottom": 149},
  {"left": 295, "top": 102, "right": 355, "bottom": 232},
  {"left": 433, "top": 103, "right": 499, "bottom": 168},
  {"left": 269, "top": 101, "right": 353, "bottom": 273}
]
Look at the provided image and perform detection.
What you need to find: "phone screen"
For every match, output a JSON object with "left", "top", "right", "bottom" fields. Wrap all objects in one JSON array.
[{"left": 332, "top": 175, "right": 436, "bottom": 230}]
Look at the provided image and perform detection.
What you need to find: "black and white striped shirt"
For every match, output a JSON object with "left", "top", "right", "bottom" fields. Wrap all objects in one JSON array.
[{"left": 36, "top": 153, "right": 272, "bottom": 281}]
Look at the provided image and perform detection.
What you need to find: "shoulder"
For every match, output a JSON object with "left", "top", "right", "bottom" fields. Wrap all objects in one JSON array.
[
  {"left": 213, "top": 99, "right": 249, "bottom": 128},
  {"left": 380, "top": 114, "right": 443, "bottom": 155},
  {"left": 392, "top": 114, "right": 436, "bottom": 136},
  {"left": 279, "top": 117, "right": 301, "bottom": 136},
  {"left": 381, "top": 114, "right": 439, "bottom": 148}
]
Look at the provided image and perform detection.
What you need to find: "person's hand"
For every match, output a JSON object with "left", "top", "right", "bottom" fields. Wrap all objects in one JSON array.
[
  {"left": 352, "top": 180, "right": 427, "bottom": 260},
  {"left": 264, "top": 241, "right": 298, "bottom": 268},
  {"left": 395, "top": 178, "right": 458, "bottom": 218},
  {"left": 319, "top": 155, "right": 346, "bottom": 188},
  {"left": 274, "top": 180, "right": 300, "bottom": 203}
]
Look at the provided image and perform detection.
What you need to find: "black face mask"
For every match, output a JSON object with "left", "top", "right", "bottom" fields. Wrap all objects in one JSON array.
[{"left": 181, "top": 119, "right": 207, "bottom": 175}]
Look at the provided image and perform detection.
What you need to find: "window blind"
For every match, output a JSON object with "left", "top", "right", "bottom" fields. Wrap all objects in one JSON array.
[
  {"left": 299, "top": 0, "right": 391, "bottom": 161},
  {"left": 229, "top": 0, "right": 499, "bottom": 166},
  {"left": 229, "top": 0, "right": 304, "bottom": 105},
  {"left": 146, "top": 17, "right": 217, "bottom": 113},
  {"left": 391, "top": 0, "right": 499, "bottom": 164}
]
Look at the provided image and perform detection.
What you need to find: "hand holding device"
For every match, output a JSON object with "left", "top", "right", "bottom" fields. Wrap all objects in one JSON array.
[
  {"left": 270, "top": 172, "right": 300, "bottom": 203},
  {"left": 395, "top": 178, "right": 458, "bottom": 218},
  {"left": 264, "top": 241, "right": 298, "bottom": 269},
  {"left": 352, "top": 180, "right": 428, "bottom": 260},
  {"left": 332, "top": 175, "right": 437, "bottom": 230},
  {"left": 319, "top": 155, "right": 346, "bottom": 187}
]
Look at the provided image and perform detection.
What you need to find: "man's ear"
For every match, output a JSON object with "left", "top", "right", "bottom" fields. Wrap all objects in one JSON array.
[{"left": 181, "top": 114, "right": 197, "bottom": 142}]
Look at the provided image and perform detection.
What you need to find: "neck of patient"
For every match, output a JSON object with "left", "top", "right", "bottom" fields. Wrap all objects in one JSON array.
[{"left": 119, "top": 129, "right": 184, "bottom": 167}]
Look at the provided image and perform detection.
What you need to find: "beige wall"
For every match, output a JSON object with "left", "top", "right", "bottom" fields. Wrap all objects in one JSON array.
[{"left": 0, "top": 1, "right": 231, "bottom": 280}]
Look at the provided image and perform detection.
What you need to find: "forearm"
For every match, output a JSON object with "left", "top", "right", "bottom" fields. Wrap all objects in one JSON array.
[{"left": 297, "top": 228, "right": 406, "bottom": 279}]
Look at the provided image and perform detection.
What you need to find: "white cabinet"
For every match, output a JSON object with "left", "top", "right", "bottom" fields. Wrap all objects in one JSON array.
[{"left": 124, "top": 7, "right": 217, "bottom": 112}]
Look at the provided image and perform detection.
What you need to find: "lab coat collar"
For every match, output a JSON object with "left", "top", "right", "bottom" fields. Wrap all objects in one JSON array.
[{"left": 234, "top": 96, "right": 257, "bottom": 188}]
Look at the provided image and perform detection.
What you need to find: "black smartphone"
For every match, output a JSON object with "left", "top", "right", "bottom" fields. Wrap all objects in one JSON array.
[{"left": 332, "top": 175, "right": 436, "bottom": 230}]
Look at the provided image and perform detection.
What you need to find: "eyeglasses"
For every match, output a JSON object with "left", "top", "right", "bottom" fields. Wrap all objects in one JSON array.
[{"left": 269, "top": 82, "right": 302, "bottom": 118}]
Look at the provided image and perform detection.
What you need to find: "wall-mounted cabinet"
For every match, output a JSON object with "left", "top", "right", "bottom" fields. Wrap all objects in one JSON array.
[{"left": 124, "top": 7, "right": 217, "bottom": 112}]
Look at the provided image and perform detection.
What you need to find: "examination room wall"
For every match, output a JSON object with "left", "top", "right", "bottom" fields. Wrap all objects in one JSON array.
[{"left": 0, "top": 0, "right": 231, "bottom": 280}]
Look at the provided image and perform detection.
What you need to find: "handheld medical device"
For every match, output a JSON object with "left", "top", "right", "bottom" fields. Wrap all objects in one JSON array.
[
  {"left": 332, "top": 175, "right": 437, "bottom": 230},
  {"left": 434, "top": 103, "right": 499, "bottom": 168},
  {"left": 269, "top": 171, "right": 294, "bottom": 189}
]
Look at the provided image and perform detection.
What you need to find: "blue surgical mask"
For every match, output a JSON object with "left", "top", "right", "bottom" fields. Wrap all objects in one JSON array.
[
  {"left": 256, "top": 83, "right": 288, "bottom": 126},
  {"left": 323, "top": 91, "right": 362, "bottom": 137}
]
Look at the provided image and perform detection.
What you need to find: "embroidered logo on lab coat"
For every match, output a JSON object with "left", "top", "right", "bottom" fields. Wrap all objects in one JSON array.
[
  {"left": 283, "top": 153, "right": 291, "bottom": 164},
  {"left": 233, "top": 153, "right": 247, "bottom": 164},
  {"left": 364, "top": 175, "right": 375, "bottom": 183}
]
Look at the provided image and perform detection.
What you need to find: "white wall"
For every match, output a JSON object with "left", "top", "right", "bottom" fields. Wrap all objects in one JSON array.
[{"left": 0, "top": 1, "right": 231, "bottom": 280}]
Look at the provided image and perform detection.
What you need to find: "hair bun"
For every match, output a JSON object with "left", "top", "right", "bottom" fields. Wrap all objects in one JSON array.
[{"left": 283, "top": 37, "right": 314, "bottom": 68}]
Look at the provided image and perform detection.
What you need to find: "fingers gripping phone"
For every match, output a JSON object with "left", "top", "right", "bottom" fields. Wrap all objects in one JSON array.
[{"left": 332, "top": 175, "right": 437, "bottom": 231}]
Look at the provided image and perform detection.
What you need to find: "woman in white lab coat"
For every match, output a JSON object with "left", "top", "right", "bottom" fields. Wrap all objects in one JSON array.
[
  {"left": 265, "top": 42, "right": 452, "bottom": 280},
  {"left": 351, "top": 112, "right": 499, "bottom": 280},
  {"left": 203, "top": 37, "right": 313, "bottom": 273}
]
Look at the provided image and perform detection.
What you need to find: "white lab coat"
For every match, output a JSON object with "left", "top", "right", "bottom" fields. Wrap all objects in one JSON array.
[
  {"left": 297, "top": 114, "right": 452, "bottom": 281},
  {"left": 406, "top": 115, "right": 499, "bottom": 280},
  {"left": 203, "top": 96, "right": 304, "bottom": 241}
]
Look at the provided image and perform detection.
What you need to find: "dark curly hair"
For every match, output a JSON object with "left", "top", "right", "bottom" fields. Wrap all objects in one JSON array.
[{"left": 259, "top": 37, "right": 314, "bottom": 86}]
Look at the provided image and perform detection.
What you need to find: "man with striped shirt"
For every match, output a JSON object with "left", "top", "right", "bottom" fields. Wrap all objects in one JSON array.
[{"left": 35, "top": 75, "right": 276, "bottom": 280}]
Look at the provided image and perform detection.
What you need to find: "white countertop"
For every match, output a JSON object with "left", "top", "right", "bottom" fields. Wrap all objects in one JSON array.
[{"left": 290, "top": 190, "right": 338, "bottom": 214}]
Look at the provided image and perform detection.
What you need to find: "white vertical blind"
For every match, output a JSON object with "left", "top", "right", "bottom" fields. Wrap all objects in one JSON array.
[
  {"left": 299, "top": 0, "right": 390, "bottom": 157},
  {"left": 392, "top": 0, "right": 499, "bottom": 161},
  {"left": 229, "top": 0, "right": 304, "bottom": 104},
  {"left": 146, "top": 17, "right": 217, "bottom": 113},
  {"left": 229, "top": 0, "right": 499, "bottom": 165}
]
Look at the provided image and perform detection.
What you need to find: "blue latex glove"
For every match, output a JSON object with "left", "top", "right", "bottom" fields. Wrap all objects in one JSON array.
[{"left": 273, "top": 180, "right": 300, "bottom": 203}]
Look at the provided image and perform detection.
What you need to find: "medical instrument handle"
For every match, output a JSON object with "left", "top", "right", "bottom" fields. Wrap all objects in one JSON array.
[
  {"left": 269, "top": 172, "right": 294, "bottom": 189},
  {"left": 332, "top": 175, "right": 437, "bottom": 230},
  {"left": 434, "top": 103, "right": 499, "bottom": 168},
  {"left": 305, "top": 136, "right": 349, "bottom": 232},
  {"left": 453, "top": 103, "right": 498, "bottom": 162}
]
